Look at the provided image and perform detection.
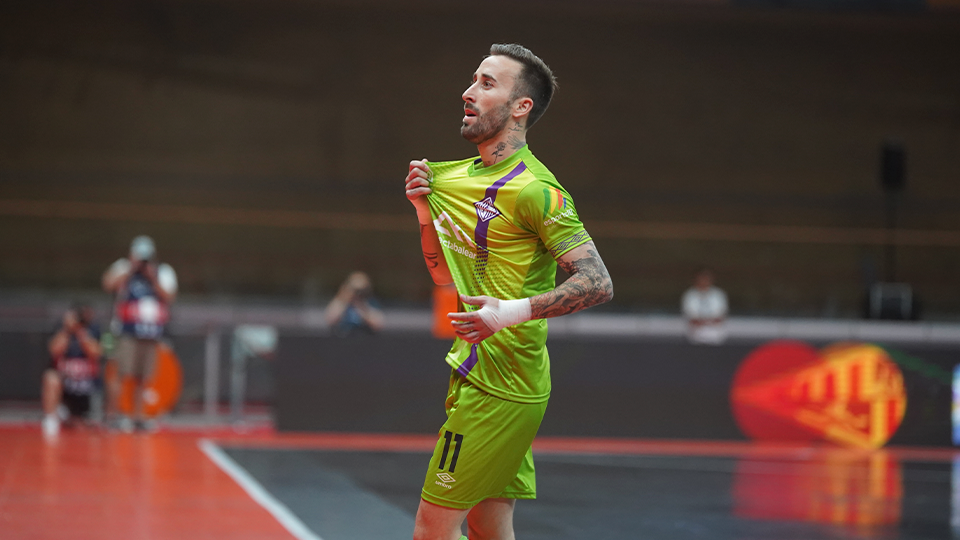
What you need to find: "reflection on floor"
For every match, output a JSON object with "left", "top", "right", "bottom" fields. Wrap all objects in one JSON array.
[
  {"left": 734, "top": 451, "right": 903, "bottom": 527},
  {"left": 1, "top": 426, "right": 958, "bottom": 540}
]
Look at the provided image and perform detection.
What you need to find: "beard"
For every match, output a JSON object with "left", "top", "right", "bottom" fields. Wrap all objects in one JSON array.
[{"left": 460, "top": 101, "right": 512, "bottom": 145}]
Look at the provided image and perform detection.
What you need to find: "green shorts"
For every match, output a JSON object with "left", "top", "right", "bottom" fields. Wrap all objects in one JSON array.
[{"left": 421, "top": 370, "right": 548, "bottom": 510}]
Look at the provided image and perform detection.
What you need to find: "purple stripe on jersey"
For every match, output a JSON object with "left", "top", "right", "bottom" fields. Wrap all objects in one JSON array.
[
  {"left": 458, "top": 162, "right": 527, "bottom": 378},
  {"left": 474, "top": 162, "right": 528, "bottom": 250},
  {"left": 456, "top": 344, "right": 480, "bottom": 378}
]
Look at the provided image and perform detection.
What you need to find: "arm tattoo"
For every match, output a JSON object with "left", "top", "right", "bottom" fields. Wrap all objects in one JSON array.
[{"left": 530, "top": 244, "right": 614, "bottom": 319}]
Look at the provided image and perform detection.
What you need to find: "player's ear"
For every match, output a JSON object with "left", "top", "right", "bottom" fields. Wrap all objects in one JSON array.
[{"left": 513, "top": 96, "right": 533, "bottom": 120}]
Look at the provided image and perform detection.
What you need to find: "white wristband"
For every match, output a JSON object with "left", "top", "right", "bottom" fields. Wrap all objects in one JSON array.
[{"left": 477, "top": 298, "right": 532, "bottom": 334}]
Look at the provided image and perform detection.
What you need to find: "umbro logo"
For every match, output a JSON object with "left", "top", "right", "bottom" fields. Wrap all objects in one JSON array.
[
  {"left": 474, "top": 197, "right": 500, "bottom": 222},
  {"left": 436, "top": 473, "right": 456, "bottom": 483}
]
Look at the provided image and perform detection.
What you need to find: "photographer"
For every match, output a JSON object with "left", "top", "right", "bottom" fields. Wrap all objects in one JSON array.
[
  {"left": 101, "top": 235, "right": 178, "bottom": 432},
  {"left": 42, "top": 305, "right": 102, "bottom": 437},
  {"left": 324, "top": 271, "right": 384, "bottom": 335}
]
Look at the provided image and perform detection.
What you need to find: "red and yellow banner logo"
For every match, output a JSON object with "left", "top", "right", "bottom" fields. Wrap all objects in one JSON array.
[{"left": 731, "top": 341, "right": 907, "bottom": 449}]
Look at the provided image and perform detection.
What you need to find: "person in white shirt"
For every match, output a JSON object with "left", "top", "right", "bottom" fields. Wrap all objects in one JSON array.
[
  {"left": 102, "top": 235, "right": 177, "bottom": 432},
  {"left": 681, "top": 268, "right": 728, "bottom": 345}
]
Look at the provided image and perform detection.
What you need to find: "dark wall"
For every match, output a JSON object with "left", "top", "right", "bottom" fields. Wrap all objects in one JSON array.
[
  {"left": 276, "top": 334, "right": 454, "bottom": 433},
  {"left": 2, "top": 1, "right": 959, "bottom": 315},
  {"left": 0, "top": 332, "right": 50, "bottom": 401},
  {"left": 276, "top": 333, "right": 959, "bottom": 446}
]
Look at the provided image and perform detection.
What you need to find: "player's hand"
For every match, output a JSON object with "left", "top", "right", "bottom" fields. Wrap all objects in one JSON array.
[
  {"left": 448, "top": 295, "right": 498, "bottom": 344},
  {"left": 447, "top": 294, "right": 532, "bottom": 344},
  {"left": 406, "top": 158, "right": 433, "bottom": 223}
]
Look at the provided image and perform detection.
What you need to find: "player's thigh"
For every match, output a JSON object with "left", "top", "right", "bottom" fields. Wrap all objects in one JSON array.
[
  {"left": 413, "top": 498, "right": 469, "bottom": 540},
  {"left": 467, "top": 498, "right": 516, "bottom": 540},
  {"left": 422, "top": 382, "right": 546, "bottom": 508}
]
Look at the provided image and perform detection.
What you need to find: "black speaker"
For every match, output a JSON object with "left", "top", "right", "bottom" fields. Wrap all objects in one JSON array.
[
  {"left": 867, "top": 283, "right": 919, "bottom": 320},
  {"left": 881, "top": 141, "right": 906, "bottom": 192}
]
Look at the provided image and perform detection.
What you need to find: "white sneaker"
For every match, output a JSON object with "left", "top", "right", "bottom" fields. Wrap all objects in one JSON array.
[
  {"left": 42, "top": 414, "right": 60, "bottom": 437},
  {"left": 117, "top": 416, "right": 135, "bottom": 434}
]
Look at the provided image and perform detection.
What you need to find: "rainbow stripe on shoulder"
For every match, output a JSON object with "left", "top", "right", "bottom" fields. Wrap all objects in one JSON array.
[{"left": 543, "top": 187, "right": 567, "bottom": 216}]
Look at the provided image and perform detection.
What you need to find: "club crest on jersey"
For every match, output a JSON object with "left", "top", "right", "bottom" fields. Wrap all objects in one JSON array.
[{"left": 474, "top": 197, "right": 501, "bottom": 222}]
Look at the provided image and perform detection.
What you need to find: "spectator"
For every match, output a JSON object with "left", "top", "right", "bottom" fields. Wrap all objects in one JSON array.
[
  {"left": 42, "top": 305, "right": 102, "bottom": 437},
  {"left": 102, "top": 235, "right": 177, "bottom": 432},
  {"left": 325, "top": 271, "right": 384, "bottom": 335},
  {"left": 682, "top": 267, "right": 729, "bottom": 345}
]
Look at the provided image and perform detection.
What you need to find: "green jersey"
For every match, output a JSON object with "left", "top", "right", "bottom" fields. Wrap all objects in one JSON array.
[{"left": 426, "top": 145, "right": 591, "bottom": 403}]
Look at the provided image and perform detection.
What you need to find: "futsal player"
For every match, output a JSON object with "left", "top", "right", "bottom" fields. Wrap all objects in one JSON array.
[{"left": 404, "top": 44, "right": 614, "bottom": 540}]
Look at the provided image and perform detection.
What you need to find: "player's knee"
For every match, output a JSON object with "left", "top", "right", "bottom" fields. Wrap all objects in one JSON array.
[
  {"left": 468, "top": 520, "right": 512, "bottom": 540},
  {"left": 412, "top": 519, "right": 455, "bottom": 540},
  {"left": 466, "top": 498, "right": 515, "bottom": 540},
  {"left": 411, "top": 520, "right": 428, "bottom": 540},
  {"left": 414, "top": 499, "right": 466, "bottom": 540},
  {"left": 467, "top": 521, "right": 486, "bottom": 539},
  {"left": 412, "top": 506, "right": 438, "bottom": 540},
  {"left": 466, "top": 515, "right": 504, "bottom": 539},
  {"left": 43, "top": 370, "right": 61, "bottom": 390}
]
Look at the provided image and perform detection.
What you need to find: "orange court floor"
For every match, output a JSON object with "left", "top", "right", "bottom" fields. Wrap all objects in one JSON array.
[
  {"left": 0, "top": 425, "right": 297, "bottom": 540},
  {"left": 2, "top": 424, "right": 960, "bottom": 540}
]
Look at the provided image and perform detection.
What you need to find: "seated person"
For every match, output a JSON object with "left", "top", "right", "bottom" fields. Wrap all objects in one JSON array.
[
  {"left": 681, "top": 268, "right": 729, "bottom": 345},
  {"left": 325, "top": 271, "right": 384, "bottom": 335},
  {"left": 42, "top": 305, "right": 102, "bottom": 436}
]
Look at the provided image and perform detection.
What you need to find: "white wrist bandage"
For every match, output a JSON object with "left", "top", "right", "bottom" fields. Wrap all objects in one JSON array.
[{"left": 477, "top": 298, "right": 532, "bottom": 334}]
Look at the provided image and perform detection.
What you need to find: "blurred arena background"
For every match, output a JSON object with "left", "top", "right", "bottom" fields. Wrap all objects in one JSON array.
[
  {"left": 1, "top": 1, "right": 959, "bottom": 539},
  {"left": 2, "top": 0, "right": 959, "bottom": 314}
]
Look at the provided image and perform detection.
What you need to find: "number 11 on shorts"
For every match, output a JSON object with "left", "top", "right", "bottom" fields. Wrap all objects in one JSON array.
[{"left": 438, "top": 430, "right": 464, "bottom": 473}]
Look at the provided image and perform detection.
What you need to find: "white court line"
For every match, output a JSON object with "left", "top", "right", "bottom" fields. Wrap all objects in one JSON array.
[{"left": 198, "top": 439, "right": 324, "bottom": 540}]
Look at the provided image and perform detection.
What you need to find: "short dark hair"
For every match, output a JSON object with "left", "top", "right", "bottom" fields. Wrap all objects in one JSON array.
[{"left": 489, "top": 43, "right": 558, "bottom": 129}]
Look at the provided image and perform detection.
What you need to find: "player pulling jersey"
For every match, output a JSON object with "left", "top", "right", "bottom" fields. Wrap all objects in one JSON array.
[
  {"left": 419, "top": 144, "right": 592, "bottom": 509},
  {"left": 410, "top": 44, "right": 613, "bottom": 537},
  {"left": 426, "top": 145, "right": 591, "bottom": 404}
]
